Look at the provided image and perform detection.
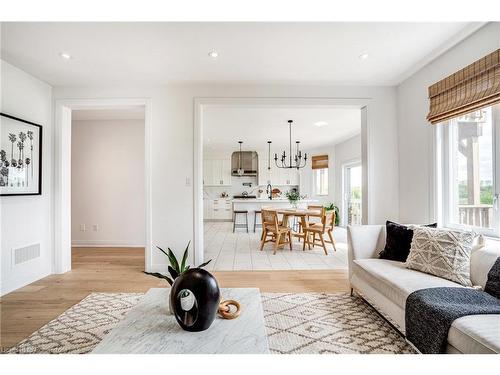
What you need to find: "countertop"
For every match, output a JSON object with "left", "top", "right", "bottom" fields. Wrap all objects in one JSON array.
[{"left": 231, "top": 198, "right": 318, "bottom": 203}]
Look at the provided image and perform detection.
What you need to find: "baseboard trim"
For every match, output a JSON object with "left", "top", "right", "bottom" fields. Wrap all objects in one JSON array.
[
  {"left": 71, "top": 240, "right": 145, "bottom": 248},
  {"left": 1, "top": 268, "right": 51, "bottom": 296}
]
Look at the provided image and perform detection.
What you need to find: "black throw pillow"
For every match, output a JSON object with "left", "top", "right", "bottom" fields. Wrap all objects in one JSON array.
[
  {"left": 484, "top": 257, "right": 500, "bottom": 299},
  {"left": 378, "top": 221, "right": 437, "bottom": 262}
]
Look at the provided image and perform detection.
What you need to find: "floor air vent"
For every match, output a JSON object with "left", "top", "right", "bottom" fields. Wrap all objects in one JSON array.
[{"left": 13, "top": 243, "right": 40, "bottom": 266}]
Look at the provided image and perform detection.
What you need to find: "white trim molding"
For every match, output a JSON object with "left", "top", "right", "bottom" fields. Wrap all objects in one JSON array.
[
  {"left": 193, "top": 96, "right": 372, "bottom": 265},
  {"left": 71, "top": 240, "right": 146, "bottom": 248},
  {"left": 53, "top": 98, "right": 153, "bottom": 274}
]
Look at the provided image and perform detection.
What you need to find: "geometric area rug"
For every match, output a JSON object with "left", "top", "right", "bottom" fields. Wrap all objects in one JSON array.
[
  {"left": 7, "top": 292, "right": 414, "bottom": 354},
  {"left": 262, "top": 293, "right": 414, "bottom": 354}
]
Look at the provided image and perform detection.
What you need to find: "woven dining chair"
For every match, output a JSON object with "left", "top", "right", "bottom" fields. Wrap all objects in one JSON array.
[
  {"left": 260, "top": 209, "right": 292, "bottom": 254},
  {"left": 303, "top": 209, "right": 337, "bottom": 255}
]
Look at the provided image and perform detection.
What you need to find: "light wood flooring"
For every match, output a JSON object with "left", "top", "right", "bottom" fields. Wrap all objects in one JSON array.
[
  {"left": 0, "top": 247, "right": 349, "bottom": 351},
  {"left": 204, "top": 222, "right": 348, "bottom": 271}
]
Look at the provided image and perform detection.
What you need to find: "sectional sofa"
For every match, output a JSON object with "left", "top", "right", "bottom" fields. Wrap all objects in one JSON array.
[{"left": 347, "top": 225, "right": 500, "bottom": 354}]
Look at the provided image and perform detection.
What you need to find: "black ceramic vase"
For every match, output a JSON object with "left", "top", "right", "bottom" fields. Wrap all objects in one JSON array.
[{"left": 170, "top": 268, "right": 221, "bottom": 332}]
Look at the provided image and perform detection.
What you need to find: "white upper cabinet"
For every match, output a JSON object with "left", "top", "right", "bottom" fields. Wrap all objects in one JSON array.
[
  {"left": 286, "top": 167, "right": 299, "bottom": 185},
  {"left": 258, "top": 157, "right": 272, "bottom": 185},
  {"left": 203, "top": 158, "right": 231, "bottom": 186},
  {"left": 221, "top": 159, "right": 232, "bottom": 185},
  {"left": 257, "top": 152, "right": 299, "bottom": 186}
]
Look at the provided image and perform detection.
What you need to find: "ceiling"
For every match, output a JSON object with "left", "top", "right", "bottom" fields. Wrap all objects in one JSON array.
[
  {"left": 72, "top": 107, "right": 145, "bottom": 121},
  {"left": 203, "top": 106, "right": 361, "bottom": 152},
  {"left": 0, "top": 22, "right": 481, "bottom": 87}
]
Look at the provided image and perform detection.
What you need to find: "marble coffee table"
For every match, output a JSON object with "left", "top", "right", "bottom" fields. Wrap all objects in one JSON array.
[{"left": 92, "top": 287, "right": 269, "bottom": 354}]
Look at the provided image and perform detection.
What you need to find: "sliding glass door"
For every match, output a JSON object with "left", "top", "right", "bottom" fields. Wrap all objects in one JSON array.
[{"left": 343, "top": 162, "right": 362, "bottom": 226}]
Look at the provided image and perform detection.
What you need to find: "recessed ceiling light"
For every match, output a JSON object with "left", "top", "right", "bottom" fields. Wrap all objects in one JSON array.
[
  {"left": 314, "top": 121, "right": 328, "bottom": 127},
  {"left": 59, "top": 52, "right": 72, "bottom": 60},
  {"left": 359, "top": 53, "right": 369, "bottom": 60},
  {"left": 208, "top": 50, "right": 219, "bottom": 58}
]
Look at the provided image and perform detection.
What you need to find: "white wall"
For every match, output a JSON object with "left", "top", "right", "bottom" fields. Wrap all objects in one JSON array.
[
  {"left": 71, "top": 119, "right": 145, "bottom": 247},
  {"left": 1, "top": 61, "right": 53, "bottom": 295},
  {"left": 397, "top": 22, "right": 500, "bottom": 223},
  {"left": 53, "top": 84, "right": 399, "bottom": 271}
]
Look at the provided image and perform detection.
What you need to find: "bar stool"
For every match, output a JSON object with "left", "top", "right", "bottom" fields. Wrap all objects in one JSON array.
[
  {"left": 233, "top": 210, "right": 249, "bottom": 233},
  {"left": 254, "top": 210, "right": 262, "bottom": 232}
]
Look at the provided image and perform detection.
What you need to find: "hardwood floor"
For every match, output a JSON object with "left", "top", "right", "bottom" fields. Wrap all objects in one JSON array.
[{"left": 0, "top": 247, "right": 349, "bottom": 351}]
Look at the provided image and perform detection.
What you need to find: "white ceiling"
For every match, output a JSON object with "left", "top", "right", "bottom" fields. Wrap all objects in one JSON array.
[
  {"left": 0, "top": 22, "right": 481, "bottom": 87},
  {"left": 203, "top": 106, "right": 361, "bottom": 152},
  {"left": 72, "top": 107, "right": 145, "bottom": 121}
]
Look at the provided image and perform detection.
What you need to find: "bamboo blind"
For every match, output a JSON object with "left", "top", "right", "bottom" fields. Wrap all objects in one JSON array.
[
  {"left": 311, "top": 154, "right": 328, "bottom": 169},
  {"left": 427, "top": 49, "right": 500, "bottom": 124}
]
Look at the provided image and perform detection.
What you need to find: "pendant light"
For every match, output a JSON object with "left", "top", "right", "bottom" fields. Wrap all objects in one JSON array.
[
  {"left": 274, "top": 120, "right": 307, "bottom": 169},
  {"left": 237, "top": 141, "right": 244, "bottom": 176},
  {"left": 267, "top": 141, "right": 272, "bottom": 170}
]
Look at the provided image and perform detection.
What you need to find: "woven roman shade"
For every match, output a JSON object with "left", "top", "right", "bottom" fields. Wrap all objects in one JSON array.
[
  {"left": 311, "top": 154, "right": 328, "bottom": 169},
  {"left": 427, "top": 49, "right": 500, "bottom": 124}
]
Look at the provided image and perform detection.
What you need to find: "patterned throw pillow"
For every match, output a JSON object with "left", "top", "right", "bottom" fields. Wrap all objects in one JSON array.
[
  {"left": 405, "top": 227, "right": 476, "bottom": 287},
  {"left": 379, "top": 221, "right": 437, "bottom": 262}
]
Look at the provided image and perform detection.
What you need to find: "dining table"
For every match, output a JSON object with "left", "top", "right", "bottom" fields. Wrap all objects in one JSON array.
[{"left": 261, "top": 207, "right": 323, "bottom": 248}]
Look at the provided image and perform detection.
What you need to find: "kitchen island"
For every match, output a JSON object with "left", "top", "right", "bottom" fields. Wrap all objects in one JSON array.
[{"left": 232, "top": 198, "right": 319, "bottom": 230}]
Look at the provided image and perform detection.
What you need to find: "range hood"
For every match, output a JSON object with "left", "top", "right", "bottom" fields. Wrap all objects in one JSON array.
[{"left": 231, "top": 151, "right": 258, "bottom": 177}]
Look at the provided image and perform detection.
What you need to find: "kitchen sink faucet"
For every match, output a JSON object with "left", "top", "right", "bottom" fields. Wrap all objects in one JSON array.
[{"left": 266, "top": 183, "right": 272, "bottom": 200}]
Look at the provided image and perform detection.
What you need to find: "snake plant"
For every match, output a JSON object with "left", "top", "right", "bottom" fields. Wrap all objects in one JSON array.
[{"left": 143, "top": 241, "right": 211, "bottom": 285}]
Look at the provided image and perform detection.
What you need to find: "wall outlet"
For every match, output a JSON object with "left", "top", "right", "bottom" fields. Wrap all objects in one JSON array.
[
  {"left": 92, "top": 224, "right": 99, "bottom": 232},
  {"left": 80, "top": 224, "right": 86, "bottom": 232},
  {"left": 185, "top": 177, "right": 191, "bottom": 187}
]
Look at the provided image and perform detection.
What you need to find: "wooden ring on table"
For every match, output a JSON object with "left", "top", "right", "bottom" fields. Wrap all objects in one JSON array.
[{"left": 218, "top": 299, "right": 241, "bottom": 319}]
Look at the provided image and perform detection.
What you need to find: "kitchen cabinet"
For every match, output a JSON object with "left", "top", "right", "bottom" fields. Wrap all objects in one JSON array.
[
  {"left": 280, "top": 167, "right": 299, "bottom": 185},
  {"left": 221, "top": 159, "right": 232, "bottom": 185},
  {"left": 258, "top": 154, "right": 299, "bottom": 186},
  {"left": 258, "top": 157, "right": 272, "bottom": 185},
  {"left": 206, "top": 198, "right": 232, "bottom": 220},
  {"left": 203, "top": 158, "right": 231, "bottom": 186},
  {"left": 203, "top": 199, "right": 214, "bottom": 220}
]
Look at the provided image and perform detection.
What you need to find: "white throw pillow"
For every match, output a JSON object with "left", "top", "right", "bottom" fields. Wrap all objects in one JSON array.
[{"left": 405, "top": 226, "right": 475, "bottom": 287}]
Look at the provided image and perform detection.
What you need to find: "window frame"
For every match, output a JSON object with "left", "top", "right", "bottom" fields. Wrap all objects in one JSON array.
[{"left": 438, "top": 105, "right": 500, "bottom": 237}]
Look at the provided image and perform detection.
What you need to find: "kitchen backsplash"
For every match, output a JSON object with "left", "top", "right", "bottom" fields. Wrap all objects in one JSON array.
[{"left": 203, "top": 176, "right": 298, "bottom": 199}]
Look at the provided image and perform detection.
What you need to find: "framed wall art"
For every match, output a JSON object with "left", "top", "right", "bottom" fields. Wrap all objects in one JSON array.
[{"left": 0, "top": 113, "right": 42, "bottom": 196}]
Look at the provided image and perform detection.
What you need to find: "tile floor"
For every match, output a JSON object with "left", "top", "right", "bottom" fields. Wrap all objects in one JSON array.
[{"left": 203, "top": 221, "right": 348, "bottom": 271}]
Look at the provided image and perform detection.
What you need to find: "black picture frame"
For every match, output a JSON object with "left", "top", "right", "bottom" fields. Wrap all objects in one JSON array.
[{"left": 0, "top": 113, "right": 43, "bottom": 196}]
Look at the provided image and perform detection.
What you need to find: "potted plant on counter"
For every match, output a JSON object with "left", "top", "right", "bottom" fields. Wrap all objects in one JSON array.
[{"left": 285, "top": 190, "right": 306, "bottom": 209}]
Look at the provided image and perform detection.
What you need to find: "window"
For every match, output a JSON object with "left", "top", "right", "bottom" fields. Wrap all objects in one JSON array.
[
  {"left": 439, "top": 104, "right": 500, "bottom": 235},
  {"left": 312, "top": 154, "right": 329, "bottom": 196},
  {"left": 314, "top": 168, "right": 328, "bottom": 196}
]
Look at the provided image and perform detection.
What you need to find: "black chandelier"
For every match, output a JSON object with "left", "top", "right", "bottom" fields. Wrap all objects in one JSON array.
[{"left": 274, "top": 120, "right": 307, "bottom": 169}]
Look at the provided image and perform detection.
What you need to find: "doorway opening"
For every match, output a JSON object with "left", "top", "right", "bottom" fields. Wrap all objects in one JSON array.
[
  {"left": 196, "top": 99, "right": 366, "bottom": 271},
  {"left": 70, "top": 107, "right": 146, "bottom": 269},
  {"left": 343, "top": 162, "right": 362, "bottom": 226}
]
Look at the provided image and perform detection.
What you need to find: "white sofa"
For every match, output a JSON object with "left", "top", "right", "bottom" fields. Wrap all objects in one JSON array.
[{"left": 347, "top": 225, "right": 500, "bottom": 354}]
